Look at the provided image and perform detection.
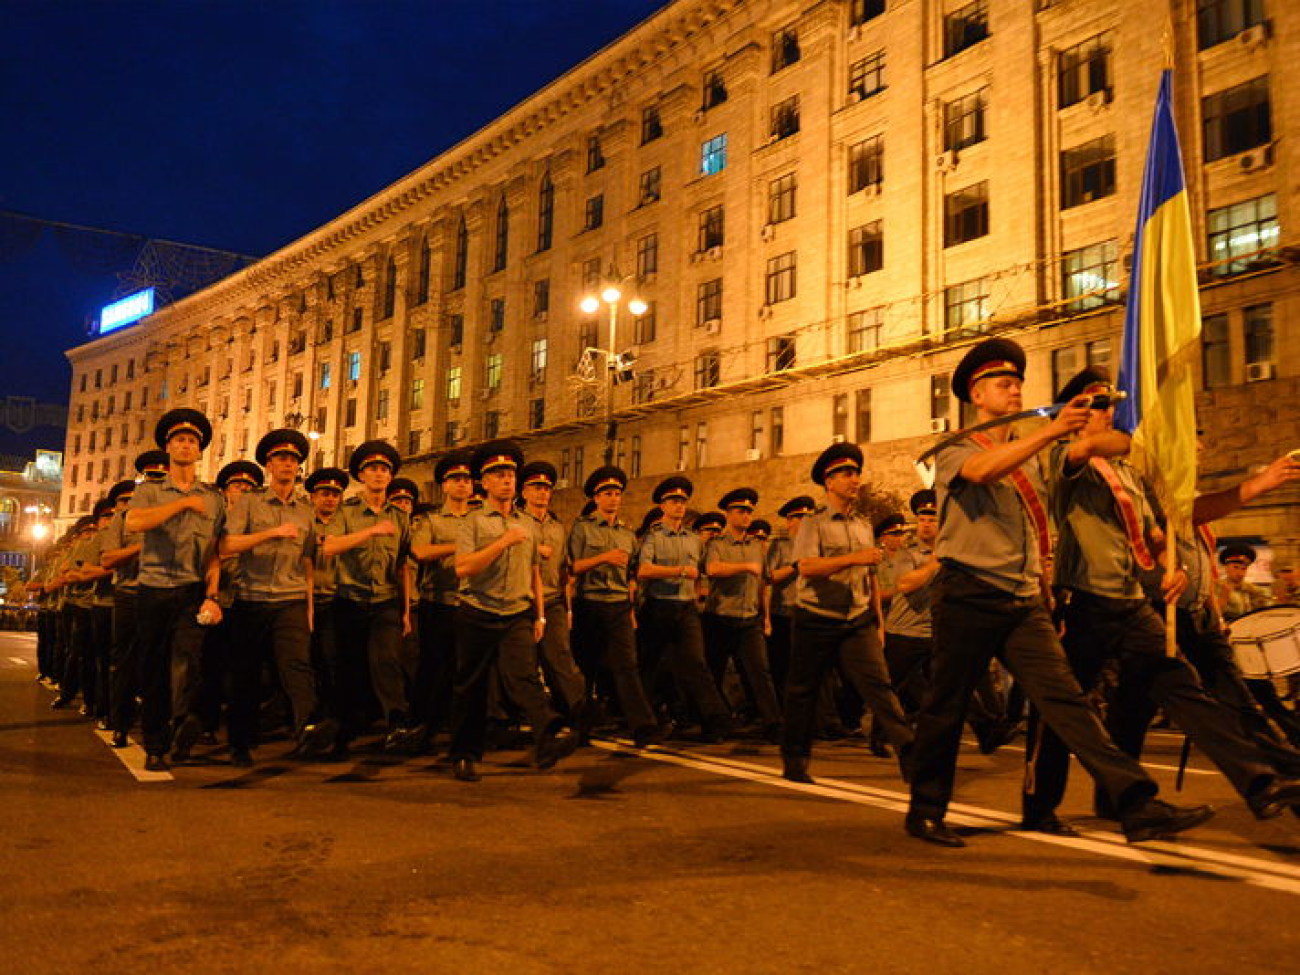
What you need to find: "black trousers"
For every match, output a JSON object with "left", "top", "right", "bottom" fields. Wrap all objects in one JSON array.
[
  {"left": 334, "top": 597, "right": 406, "bottom": 737},
  {"left": 783, "top": 608, "right": 911, "bottom": 759},
  {"left": 86, "top": 605, "right": 112, "bottom": 719},
  {"left": 767, "top": 612, "right": 793, "bottom": 693},
  {"left": 909, "top": 568, "right": 1156, "bottom": 821},
  {"left": 572, "top": 598, "right": 654, "bottom": 732},
  {"left": 449, "top": 605, "right": 558, "bottom": 761},
  {"left": 410, "top": 601, "right": 458, "bottom": 730},
  {"left": 37, "top": 606, "right": 55, "bottom": 679},
  {"left": 703, "top": 613, "right": 782, "bottom": 725},
  {"left": 637, "top": 598, "right": 730, "bottom": 729},
  {"left": 108, "top": 591, "right": 139, "bottom": 734},
  {"left": 57, "top": 604, "right": 91, "bottom": 703},
  {"left": 883, "top": 632, "right": 933, "bottom": 717},
  {"left": 228, "top": 599, "right": 317, "bottom": 750},
  {"left": 538, "top": 597, "right": 586, "bottom": 721},
  {"left": 135, "top": 584, "right": 208, "bottom": 756}
]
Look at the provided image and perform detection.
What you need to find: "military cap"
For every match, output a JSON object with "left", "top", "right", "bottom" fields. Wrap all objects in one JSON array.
[
  {"left": 216, "top": 460, "right": 264, "bottom": 491},
  {"left": 718, "top": 487, "right": 758, "bottom": 511},
  {"left": 909, "top": 489, "right": 938, "bottom": 517},
  {"left": 349, "top": 440, "right": 402, "bottom": 480},
  {"left": 134, "top": 449, "right": 169, "bottom": 478},
  {"left": 748, "top": 518, "right": 772, "bottom": 540},
  {"left": 471, "top": 439, "right": 523, "bottom": 478},
  {"left": 778, "top": 495, "right": 816, "bottom": 519},
  {"left": 1055, "top": 365, "right": 1115, "bottom": 405},
  {"left": 92, "top": 497, "right": 116, "bottom": 519},
  {"left": 652, "top": 475, "right": 693, "bottom": 504},
  {"left": 874, "top": 513, "right": 907, "bottom": 536},
  {"left": 952, "top": 337, "right": 1026, "bottom": 403},
  {"left": 386, "top": 477, "right": 419, "bottom": 504},
  {"left": 519, "top": 460, "right": 558, "bottom": 489},
  {"left": 811, "top": 442, "right": 864, "bottom": 486},
  {"left": 154, "top": 407, "right": 212, "bottom": 449},
  {"left": 694, "top": 511, "right": 726, "bottom": 533},
  {"left": 435, "top": 451, "right": 474, "bottom": 483},
  {"left": 1220, "top": 544, "right": 1257, "bottom": 566},
  {"left": 72, "top": 515, "right": 97, "bottom": 534},
  {"left": 255, "top": 428, "right": 311, "bottom": 466},
  {"left": 107, "top": 479, "right": 137, "bottom": 503},
  {"left": 305, "top": 467, "right": 348, "bottom": 493},
  {"left": 584, "top": 465, "right": 628, "bottom": 498}
]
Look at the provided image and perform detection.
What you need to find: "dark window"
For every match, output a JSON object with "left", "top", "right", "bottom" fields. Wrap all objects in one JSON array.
[
  {"left": 855, "top": 389, "right": 873, "bottom": 442},
  {"left": 126, "top": 359, "right": 134, "bottom": 379},
  {"left": 345, "top": 398, "right": 357, "bottom": 428},
  {"left": 702, "top": 69, "right": 728, "bottom": 110},
  {"left": 484, "top": 411, "right": 501, "bottom": 440},
  {"left": 355, "top": 263, "right": 365, "bottom": 288},
  {"left": 633, "top": 303, "right": 657, "bottom": 344},
  {"left": 1197, "top": 0, "right": 1267, "bottom": 50},
  {"left": 847, "top": 308, "right": 883, "bottom": 354},
  {"left": 1062, "top": 241, "right": 1119, "bottom": 311},
  {"left": 944, "top": 182, "right": 990, "bottom": 246},
  {"left": 848, "top": 136, "right": 884, "bottom": 192},
  {"left": 766, "top": 334, "right": 797, "bottom": 371},
  {"left": 943, "top": 88, "right": 988, "bottom": 151},
  {"left": 1203, "top": 77, "right": 1272, "bottom": 162},
  {"left": 633, "top": 370, "right": 657, "bottom": 404},
  {"left": 412, "top": 328, "right": 426, "bottom": 360},
  {"left": 444, "top": 422, "right": 458, "bottom": 447},
  {"left": 1087, "top": 339, "right": 1112, "bottom": 373},
  {"left": 849, "top": 51, "right": 886, "bottom": 101},
  {"left": 447, "top": 313, "right": 465, "bottom": 347},
  {"left": 697, "top": 279, "right": 723, "bottom": 325},
  {"left": 765, "top": 252, "right": 797, "bottom": 304},
  {"left": 409, "top": 429, "right": 422, "bottom": 454},
  {"left": 537, "top": 174, "right": 555, "bottom": 252},
  {"left": 415, "top": 237, "right": 431, "bottom": 305},
  {"left": 771, "top": 26, "right": 800, "bottom": 73},
  {"left": 768, "top": 173, "right": 797, "bottom": 225},
  {"left": 582, "top": 258, "right": 602, "bottom": 289},
  {"left": 1245, "top": 302, "right": 1275, "bottom": 371},
  {"left": 638, "top": 166, "right": 661, "bottom": 205},
  {"left": 378, "top": 341, "right": 392, "bottom": 374},
  {"left": 944, "top": 279, "right": 988, "bottom": 335},
  {"left": 636, "top": 233, "right": 659, "bottom": 278},
  {"left": 1208, "top": 194, "right": 1279, "bottom": 275},
  {"left": 377, "top": 388, "right": 389, "bottom": 421},
  {"left": 1060, "top": 135, "right": 1116, "bottom": 208},
  {"left": 350, "top": 307, "right": 364, "bottom": 333},
  {"left": 695, "top": 350, "right": 721, "bottom": 389},
  {"left": 832, "top": 394, "right": 849, "bottom": 441},
  {"left": 850, "top": 0, "right": 886, "bottom": 26},
  {"left": 770, "top": 406, "right": 785, "bottom": 456},
  {"left": 770, "top": 95, "right": 800, "bottom": 140},
  {"left": 630, "top": 435, "right": 642, "bottom": 478},
  {"left": 641, "top": 105, "right": 663, "bottom": 144},
  {"left": 533, "top": 279, "right": 550, "bottom": 316},
  {"left": 452, "top": 217, "right": 468, "bottom": 289},
  {"left": 492, "top": 196, "right": 509, "bottom": 272},
  {"left": 489, "top": 297, "right": 506, "bottom": 333},
  {"left": 943, "top": 1, "right": 989, "bottom": 58},
  {"left": 1201, "top": 313, "right": 1231, "bottom": 388},
  {"left": 586, "top": 134, "right": 605, "bottom": 173},
  {"left": 382, "top": 256, "right": 397, "bottom": 319},
  {"left": 930, "top": 374, "right": 952, "bottom": 423},
  {"left": 698, "top": 205, "right": 725, "bottom": 251},
  {"left": 530, "top": 398, "right": 545, "bottom": 429},
  {"left": 584, "top": 194, "right": 604, "bottom": 231},
  {"left": 848, "top": 222, "right": 884, "bottom": 276},
  {"left": 1058, "top": 33, "right": 1112, "bottom": 109}
]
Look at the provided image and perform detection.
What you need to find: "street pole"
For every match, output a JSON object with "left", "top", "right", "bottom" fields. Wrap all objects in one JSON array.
[{"left": 605, "top": 300, "right": 618, "bottom": 465}]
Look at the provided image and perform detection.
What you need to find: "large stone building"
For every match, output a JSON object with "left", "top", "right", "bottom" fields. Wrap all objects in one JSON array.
[{"left": 62, "top": 0, "right": 1298, "bottom": 562}]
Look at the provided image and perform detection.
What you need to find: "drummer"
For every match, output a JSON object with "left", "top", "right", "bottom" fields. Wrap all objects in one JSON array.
[{"left": 1215, "top": 545, "right": 1273, "bottom": 622}]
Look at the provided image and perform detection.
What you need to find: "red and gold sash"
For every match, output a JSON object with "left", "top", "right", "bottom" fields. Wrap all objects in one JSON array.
[
  {"left": 970, "top": 432, "right": 1051, "bottom": 564},
  {"left": 1088, "top": 457, "right": 1156, "bottom": 571}
]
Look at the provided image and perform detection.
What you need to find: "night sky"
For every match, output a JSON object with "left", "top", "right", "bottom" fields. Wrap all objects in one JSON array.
[{"left": 0, "top": 0, "right": 666, "bottom": 457}]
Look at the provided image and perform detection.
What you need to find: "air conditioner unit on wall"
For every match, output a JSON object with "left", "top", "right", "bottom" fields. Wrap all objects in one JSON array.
[
  {"left": 703, "top": 318, "right": 722, "bottom": 334},
  {"left": 761, "top": 224, "right": 775, "bottom": 241},
  {"left": 930, "top": 417, "right": 950, "bottom": 433},
  {"left": 758, "top": 305, "right": 773, "bottom": 320},
  {"left": 1239, "top": 23, "right": 1270, "bottom": 52},
  {"left": 1245, "top": 361, "right": 1275, "bottom": 382},
  {"left": 745, "top": 448, "right": 761, "bottom": 462},
  {"left": 1085, "top": 89, "right": 1112, "bottom": 112},
  {"left": 1240, "top": 146, "right": 1273, "bottom": 172},
  {"left": 936, "top": 150, "right": 958, "bottom": 173}
]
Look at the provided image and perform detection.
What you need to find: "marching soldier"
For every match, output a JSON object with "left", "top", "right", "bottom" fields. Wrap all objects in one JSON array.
[
  {"left": 305, "top": 467, "right": 348, "bottom": 746},
  {"left": 75, "top": 498, "right": 119, "bottom": 728},
  {"left": 765, "top": 496, "right": 815, "bottom": 694},
  {"left": 1215, "top": 544, "right": 1272, "bottom": 621},
  {"left": 50, "top": 514, "right": 100, "bottom": 713},
  {"left": 99, "top": 479, "right": 143, "bottom": 747},
  {"left": 878, "top": 492, "right": 941, "bottom": 718}
]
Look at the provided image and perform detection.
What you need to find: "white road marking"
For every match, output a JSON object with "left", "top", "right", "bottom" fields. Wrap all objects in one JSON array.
[
  {"left": 93, "top": 728, "right": 172, "bottom": 782},
  {"left": 987, "top": 739, "right": 1217, "bottom": 776},
  {"left": 593, "top": 739, "right": 1300, "bottom": 896},
  {"left": 8, "top": 657, "right": 27, "bottom": 665}
]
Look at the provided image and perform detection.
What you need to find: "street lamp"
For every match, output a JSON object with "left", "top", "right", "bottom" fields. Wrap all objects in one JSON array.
[
  {"left": 580, "top": 281, "right": 647, "bottom": 465},
  {"left": 24, "top": 504, "right": 53, "bottom": 579}
]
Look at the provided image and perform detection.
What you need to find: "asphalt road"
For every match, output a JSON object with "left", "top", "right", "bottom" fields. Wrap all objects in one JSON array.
[{"left": 3, "top": 629, "right": 1299, "bottom": 975}]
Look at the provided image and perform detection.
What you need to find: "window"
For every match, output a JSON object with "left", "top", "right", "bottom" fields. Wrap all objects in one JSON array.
[
  {"left": 943, "top": 88, "right": 987, "bottom": 152},
  {"left": 1245, "top": 303, "right": 1275, "bottom": 373},
  {"left": 930, "top": 375, "right": 952, "bottom": 425},
  {"left": 95, "top": 369, "right": 102, "bottom": 389},
  {"left": 355, "top": 263, "right": 365, "bottom": 288},
  {"left": 409, "top": 430, "right": 423, "bottom": 455},
  {"left": 695, "top": 350, "right": 721, "bottom": 389},
  {"left": 833, "top": 394, "right": 850, "bottom": 441},
  {"left": 698, "top": 205, "right": 725, "bottom": 250},
  {"left": 88, "top": 430, "right": 97, "bottom": 452},
  {"left": 770, "top": 95, "right": 800, "bottom": 140},
  {"left": 382, "top": 256, "right": 397, "bottom": 318},
  {"left": 584, "top": 194, "right": 604, "bottom": 231},
  {"left": 485, "top": 352, "right": 503, "bottom": 391},
  {"left": 110, "top": 363, "right": 118, "bottom": 384},
  {"left": 410, "top": 378, "right": 425, "bottom": 410},
  {"left": 529, "top": 279, "right": 549, "bottom": 318},
  {"left": 1207, "top": 194, "right": 1279, "bottom": 275},
  {"left": 79, "top": 374, "right": 87, "bottom": 393},
  {"left": 765, "top": 252, "right": 797, "bottom": 304},
  {"left": 1086, "top": 338, "right": 1112, "bottom": 372},
  {"left": 493, "top": 196, "right": 509, "bottom": 272},
  {"left": 104, "top": 427, "right": 113, "bottom": 449},
  {"left": 697, "top": 279, "right": 723, "bottom": 325},
  {"left": 1059, "top": 33, "right": 1112, "bottom": 109},
  {"left": 848, "top": 222, "right": 884, "bottom": 277},
  {"left": 638, "top": 166, "right": 662, "bottom": 205},
  {"left": 345, "top": 398, "right": 357, "bottom": 428},
  {"left": 749, "top": 410, "right": 764, "bottom": 454},
  {"left": 582, "top": 258, "right": 602, "bottom": 290},
  {"left": 484, "top": 411, "right": 501, "bottom": 439},
  {"left": 855, "top": 389, "right": 873, "bottom": 442},
  {"left": 848, "top": 136, "right": 884, "bottom": 193},
  {"left": 126, "top": 359, "right": 135, "bottom": 379},
  {"left": 586, "top": 134, "right": 605, "bottom": 173},
  {"left": 1202, "top": 313, "right": 1231, "bottom": 388},
  {"left": 632, "top": 369, "right": 657, "bottom": 404},
  {"left": 537, "top": 174, "right": 555, "bottom": 252},
  {"left": 574, "top": 446, "right": 586, "bottom": 483},
  {"left": 851, "top": 0, "right": 886, "bottom": 25},
  {"left": 700, "top": 134, "right": 727, "bottom": 176},
  {"left": 445, "top": 422, "right": 459, "bottom": 448},
  {"left": 695, "top": 422, "right": 708, "bottom": 468},
  {"left": 266, "top": 383, "right": 276, "bottom": 409},
  {"left": 633, "top": 303, "right": 657, "bottom": 344},
  {"left": 316, "top": 407, "right": 327, "bottom": 433},
  {"left": 1051, "top": 347, "right": 1079, "bottom": 396},
  {"left": 320, "top": 362, "right": 332, "bottom": 390},
  {"left": 944, "top": 182, "right": 989, "bottom": 246},
  {"left": 415, "top": 237, "right": 431, "bottom": 305},
  {"left": 770, "top": 406, "right": 785, "bottom": 456},
  {"left": 1203, "top": 77, "right": 1271, "bottom": 163},
  {"left": 944, "top": 278, "right": 988, "bottom": 335},
  {"left": 490, "top": 297, "right": 506, "bottom": 333},
  {"left": 1197, "top": 0, "right": 1267, "bottom": 50},
  {"left": 578, "top": 320, "right": 599, "bottom": 353},
  {"left": 630, "top": 435, "right": 642, "bottom": 478},
  {"left": 767, "top": 334, "right": 797, "bottom": 372},
  {"left": 943, "top": 1, "right": 989, "bottom": 58},
  {"left": 412, "top": 328, "right": 427, "bottom": 360},
  {"left": 530, "top": 398, "right": 545, "bottom": 429},
  {"left": 378, "top": 341, "right": 392, "bottom": 375},
  {"left": 531, "top": 338, "right": 548, "bottom": 383},
  {"left": 771, "top": 26, "right": 800, "bottom": 72},
  {"left": 320, "top": 320, "right": 333, "bottom": 344},
  {"left": 1060, "top": 135, "right": 1117, "bottom": 210},
  {"left": 448, "top": 313, "right": 465, "bottom": 347},
  {"left": 641, "top": 104, "right": 663, "bottom": 144},
  {"left": 847, "top": 308, "right": 883, "bottom": 354},
  {"left": 1062, "top": 241, "right": 1119, "bottom": 311},
  {"left": 577, "top": 388, "right": 597, "bottom": 419},
  {"left": 349, "top": 307, "right": 363, "bottom": 333},
  {"left": 452, "top": 217, "right": 468, "bottom": 290},
  {"left": 768, "top": 173, "right": 797, "bottom": 225},
  {"left": 849, "top": 50, "right": 886, "bottom": 101},
  {"left": 702, "top": 69, "right": 727, "bottom": 110},
  {"left": 347, "top": 351, "right": 362, "bottom": 382},
  {"left": 636, "top": 233, "right": 659, "bottom": 279},
  {"left": 446, "top": 366, "right": 462, "bottom": 403},
  {"left": 376, "top": 387, "right": 390, "bottom": 421}
]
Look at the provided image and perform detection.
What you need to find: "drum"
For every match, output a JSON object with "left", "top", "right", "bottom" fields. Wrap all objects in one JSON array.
[{"left": 1229, "top": 606, "right": 1300, "bottom": 678}]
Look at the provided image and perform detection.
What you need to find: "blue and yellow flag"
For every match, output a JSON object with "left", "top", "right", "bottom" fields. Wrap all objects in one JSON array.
[{"left": 1115, "top": 70, "right": 1201, "bottom": 526}]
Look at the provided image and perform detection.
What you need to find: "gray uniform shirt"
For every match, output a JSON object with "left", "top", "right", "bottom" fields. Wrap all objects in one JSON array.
[
  {"left": 456, "top": 507, "right": 540, "bottom": 616},
  {"left": 791, "top": 505, "right": 876, "bottom": 621},
  {"left": 935, "top": 437, "right": 1044, "bottom": 598},
  {"left": 327, "top": 497, "right": 410, "bottom": 604},
  {"left": 764, "top": 535, "right": 798, "bottom": 616},
  {"left": 526, "top": 509, "right": 568, "bottom": 603},
  {"left": 65, "top": 535, "right": 97, "bottom": 609},
  {"left": 704, "top": 532, "right": 764, "bottom": 619},
  {"left": 411, "top": 508, "right": 467, "bottom": 605},
  {"left": 100, "top": 510, "right": 141, "bottom": 593},
  {"left": 312, "top": 515, "right": 338, "bottom": 602},
  {"left": 883, "top": 546, "right": 933, "bottom": 638},
  {"left": 566, "top": 515, "right": 636, "bottom": 603},
  {"left": 226, "top": 486, "right": 317, "bottom": 602},
  {"left": 83, "top": 529, "right": 115, "bottom": 608},
  {"left": 636, "top": 523, "right": 703, "bottom": 602},
  {"left": 129, "top": 476, "right": 225, "bottom": 589}
]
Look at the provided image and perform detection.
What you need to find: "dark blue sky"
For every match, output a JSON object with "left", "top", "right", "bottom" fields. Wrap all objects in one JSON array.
[{"left": 0, "top": 0, "right": 665, "bottom": 454}]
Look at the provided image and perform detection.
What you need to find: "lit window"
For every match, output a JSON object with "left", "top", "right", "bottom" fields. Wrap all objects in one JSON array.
[{"left": 700, "top": 134, "right": 727, "bottom": 176}]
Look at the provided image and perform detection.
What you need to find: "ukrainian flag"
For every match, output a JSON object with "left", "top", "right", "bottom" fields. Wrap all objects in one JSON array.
[{"left": 1115, "top": 70, "right": 1201, "bottom": 525}]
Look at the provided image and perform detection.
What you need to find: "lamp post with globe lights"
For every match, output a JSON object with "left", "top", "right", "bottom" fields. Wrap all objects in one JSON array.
[
  {"left": 24, "top": 503, "right": 53, "bottom": 579},
  {"left": 579, "top": 281, "right": 647, "bottom": 465}
]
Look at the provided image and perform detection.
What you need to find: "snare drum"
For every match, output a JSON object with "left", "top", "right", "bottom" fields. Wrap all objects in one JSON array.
[{"left": 1229, "top": 606, "right": 1300, "bottom": 679}]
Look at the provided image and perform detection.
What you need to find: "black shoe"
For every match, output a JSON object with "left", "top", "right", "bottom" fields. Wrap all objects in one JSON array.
[
  {"left": 1246, "top": 777, "right": 1300, "bottom": 820},
  {"left": 50, "top": 697, "right": 73, "bottom": 711},
  {"left": 171, "top": 714, "right": 202, "bottom": 762},
  {"left": 1021, "top": 815, "right": 1080, "bottom": 837},
  {"left": 230, "top": 748, "right": 253, "bottom": 768},
  {"left": 868, "top": 739, "right": 893, "bottom": 759},
  {"left": 632, "top": 724, "right": 664, "bottom": 749},
  {"left": 298, "top": 718, "right": 339, "bottom": 758},
  {"left": 1121, "top": 798, "right": 1215, "bottom": 843},
  {"left": 905, "top": 812, "right": 966, "bottom": 848},
  {"left": 977, "top": 718, "right": 1020, "bottom": 755},
  {"left": 452, "top": 757, "right": 481, "bottom": 782},
  {"left": 110, "top": 730, "right": 129, "bottom": 749},
  {"left": 144, "top": 753, "right": 169, "bottom": 772},
  {"left": 781, "top": 756, "right": 814, "bottom": 784},
  {"left": 536, "top": 726, "right": 579, "bottom": 770}
]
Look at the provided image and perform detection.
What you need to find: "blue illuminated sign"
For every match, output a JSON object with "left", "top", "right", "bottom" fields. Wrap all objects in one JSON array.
[{"left": 99, "top": 288, "right": 156, "bottom": 334}]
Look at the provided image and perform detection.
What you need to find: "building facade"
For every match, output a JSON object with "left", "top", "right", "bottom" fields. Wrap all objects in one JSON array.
[{"left": 63, "top": 0, "right": 1298, "bottom": 561}]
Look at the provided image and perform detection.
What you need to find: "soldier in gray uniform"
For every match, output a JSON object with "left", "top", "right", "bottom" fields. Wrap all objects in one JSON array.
[
  {"left": 305, "top": 467, "right": 347, "bottom": 746},
  {"left": 448, "top": 440, "right": 574, "bottom": 781},
  {"left": 126, "top": 408, "right": 225, "bottom": 771},
  {"left": 1023, "top": 368, "right": 1300, "bottom": 831},
  {"left": 567, "top": 465, "right": 659, "bottom": 746},
  {"left": 77, "top": 498, "right": 120, "bottom": 728},
  {"left": 765, "top": 496, "right": 815, "bottom": 694},
  {"left": 100, "top": 479, "right": 143, "bottom": 747},
  {"left": 704, "top": 487, "right": 782, "bottom": 741},
  {"left": 220, "top": 429, "right": 336, "bottom": 766},
  {"left": 879, "top": 493, "right": 941, "bottom": 718},
  {"left": 50, "top": 513, "right": 104, "bottom": 714},
  {"left": 905, "top": 339, "right": 1212, "bottom": 847}
]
